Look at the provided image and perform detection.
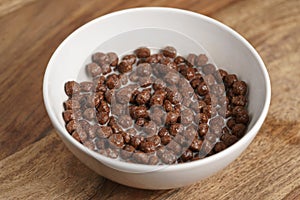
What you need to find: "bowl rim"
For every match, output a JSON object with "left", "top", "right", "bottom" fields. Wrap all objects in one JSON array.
[{"left": 43, "top": 7, "right": 271, "bottom": 173}]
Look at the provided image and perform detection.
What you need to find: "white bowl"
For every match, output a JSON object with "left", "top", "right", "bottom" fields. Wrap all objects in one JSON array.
[{"left": 43, "top": 7, "right": 271, "bottom": 189}]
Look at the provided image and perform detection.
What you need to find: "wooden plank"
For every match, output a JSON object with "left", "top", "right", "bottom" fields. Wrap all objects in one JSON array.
[
  {"left": 0, "top": 132, "right": 105, "bottom": 199},
  {"left": 0, "top": 0, "right": 37, "bottom": 17}
]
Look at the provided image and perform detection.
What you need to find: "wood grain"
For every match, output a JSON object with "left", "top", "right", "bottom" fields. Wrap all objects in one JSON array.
[
  {"left": 0, "top": 0, "right": 299, "bottom": 199},
  {"left": 0, "top": 0, "right": 36, "bottom": 17}
]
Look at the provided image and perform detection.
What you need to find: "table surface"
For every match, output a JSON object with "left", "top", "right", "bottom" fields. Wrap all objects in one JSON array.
[{"left": 0, "top": 0, "right": 299, "bottom": 199}]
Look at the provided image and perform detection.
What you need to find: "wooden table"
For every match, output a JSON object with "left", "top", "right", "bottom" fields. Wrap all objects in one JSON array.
[{"left": 0, "top": 0, "right": 299, "bottom": 199}]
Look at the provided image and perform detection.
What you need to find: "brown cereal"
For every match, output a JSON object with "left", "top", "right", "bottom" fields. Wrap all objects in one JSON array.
[
  {"left": 118, "top": 74, "right": 128, "bottom": 85},
  {"left": 129, "top": 70, "right": 139, "bottom": 82},
  {"left": 232, "top": 95, "right": 247, "bottom": 106},
  {"left": 136, "top": 89, "right": 151, "bottom": 105},
  {"left": 191, "top": 100, "right": 207, "bottom": 113},
  {"left": 181, "top": 109, "right": 194, "bottom": 125},
  {"left": 97, "top": 100, "right": 110, "bottom": 113},
  {"left": 94, "top": 76, "right": 105, "bottom": 90},
  {"left": 161, "top": 135, "right": 172, "bottom": 145},
  {"left": 117, "top": 61, "right": 132, "bottom": 73},
  {"left": 164, "top": 71, "right": 180, "bottom": 85},
  {"left": 160, "top": 150, "right": 177, "bottom": 164},
  {"left": 203, "top": 105, "right": 217, "bottom": 118},
  {"left": 177, "top": 63, "right": 188, "bottom": 73},
  {"left": 80, "top": 81, "right": 94, "bottom": 92},
  {"left": 116, "top": 86, "right": 133, "bottom": 104},
  {"left": 214, "top": 142, "right": 227, "bottom": 153},
  {"left": 104, "top": 89, "right": 114, "bottom": 104},
  {"left": 130, "top": 105, "right": 148, "bottom": 119},
  {"left": 196, "top": 54, "right": 208, "bottom": 66},
  {"left": 202, "top": 64, "right": 216, "bottom": 74},
  {"left": 132, "top": 151, "right": 149, "bottom": 164},
  {"left": 153, "top": 79, "right": 166, "bottom": 90},
  {"left": 92, "top": 52, "right": 109, "bottom": 65},
  {"left": 150, "top": 93, "right": 164, "bottom": 106},
  {"left": 162, "top": 46, "right": 177, "bottom": 58},
  {"left": 186, "top": 54, "right": 197, "bottom": 66},
  {"left": 140, "top": 141, "right": 156, "bottom": 153},
  {"left": 96, "top": 111, "right": 109, "bottom": 125},
  {"left": 101, "top": 63, "right": 112, "bottom": 75},
  {"left": 143, "top": 121, "right": 157, "bottom": 136},
  {"left": 65, "top": 81, "right": 80, "bottom": 96},
  {"left": 150, "top": 106, "right": 165, "bottom": 125},
  {"left": 217, "top": 69, "right": 228, "bottom": 79},
  {"left": 105, "top": 148, "right": 119, "bottom": 158},
  {"left": 169, "top": 123, "right": 184, "bottom": 136},
  {"left": 86, "top": 63, "right": 102, "bottom": 77},
  {"left": 167, "top": 140, "right": 182, "bottom": 155},
  {"left": 190, "top": 78, "right": 202, "bottom": 89},
  {"left": 83, "top": 108, "right": 96, "bottom": 121},
  {"left": 195, "top": 113, "right": 209, "bottom": 124},
  {"left": 139, "top": 76, "right": 153, "bottom": 87},
  {"left": 107, "top": 52, "right": 119, "bottom": 66},
  {"left": 66, "top": 120, "right": 80, "bottom": 133},
  {"left": 108, "top": 117, "right": 123, "bottom": 133},
  {"left": 64, "top": 99, "right": 80, "bottom": 110},
  {"left": 118, "top": 115, "right": 133, "bottom": 129},
  {"left": 72, "top": 131, "right": 82, "bottom": 143},
  {"left": 158, "top": 127, "right": 170, "bottom": 137},
  {"left": 190, "top": 138, "right": 203, "bottom": 152},
  {"left": 120, "top": 145, "right": 135, "bottom": 159},
  {"left": 123, "top": 54, "right": 137, "bottom": 65},
  {"left": 231, "top": 123, "right": 246, "bottom": 138},
  {"left": 221, "top": 132, "right": 238, "bottom": 146},
  {"left": 235, "top": 111, "right": 250, "bottom": 124},
  {"left": 137, "top": 63, "right": 152, "bottom": 77},
  {"left": 135, "top": 47, "right": 151, "bottom": 58},
  {"left": 197, "top": 81, "right": 209, "bottom": 96},
  {"left": 84, "top": 140, "right": 96, "bottom": 151},
  {"left": 96, "top": 126, "right": 113, "bottom": 138},
  {"left": 180, "top": 149, "right": 193, "bottom": 162},
  {"left": 174, "top": 56, "right": 186, "bottom": 64},
  {"left": 109, "top": 133, "right": 124, "bottom": 148},
  {"left": 166, "top": 90, "right": 182, "bottom": 104},
  {"left": 145, "top": 53, "right": 163, "bottom": 63},
  {"left": 224, "top": 74, "right": 238, "bottom": 87},
  {"left": 201, "top": 140, "right": 214, "bottom": 155},
  {"left": 166, "top": 111, "right": 180, "bottom": 125},
  {"left": 63, "top": 110, "right": 80, "bottom": 123},
  {"left": 63, "top": 47, "right": 250, "bottom": 164},
  {"left": 210, "top": 84, "right": 225, "bottom": 96},
  {"left": 181, "top": 67, "right": 195, "bottom": 80},
  {"left": 148, "top": 155, "right": 160, "bottom": 165},
  {"left": 198, "top": 123, "right": 209, "bottom": 137},
  {"left": 147, "top": 135, "right": 161, "bottom": 147},
  {"left": 154, "top": 89, "right": 167, "bottom": 98},
  {"left": 79, "top": 119, "right": 90, "bottom": 131},
  {"left": 232, "top": 81, "right": 247, "bottom": 95},
  {"left": 203, "top": 74, "right": 216, "bottom": 86},
  {"left": 227, "top": 118, "right": 236, "bottom": 129},
  {"left": 205, "top": 132, "right": 217, "bottom": 142},
  {"left": 106, "top": 74, "right": 120, "bottom": 89},
  {"left": 86, "top": 124, "right": 97, "bottom": 139},
  {"left": 135, "top": 117, "right": 146, "bottom": 128},
  {"left": 130, "top": 136, "right": 144, "bottom": 149},
  {"left": 163, "top": 100, "right": 173, "bottom": 112}
]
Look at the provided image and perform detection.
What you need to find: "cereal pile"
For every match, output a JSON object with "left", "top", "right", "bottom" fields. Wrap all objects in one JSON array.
[{"left": 62, "top": 46, "right": 249, "bottom": 164}]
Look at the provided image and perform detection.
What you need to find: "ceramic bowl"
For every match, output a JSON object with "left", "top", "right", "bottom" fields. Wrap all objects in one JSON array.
[{"left": 43, "top": 7, "right": 271, "bottom": 189}]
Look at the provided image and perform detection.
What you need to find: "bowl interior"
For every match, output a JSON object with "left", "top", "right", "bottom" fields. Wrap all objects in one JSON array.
[{"left": 44, "top": 8, "right": 269, "bottom": 171}]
